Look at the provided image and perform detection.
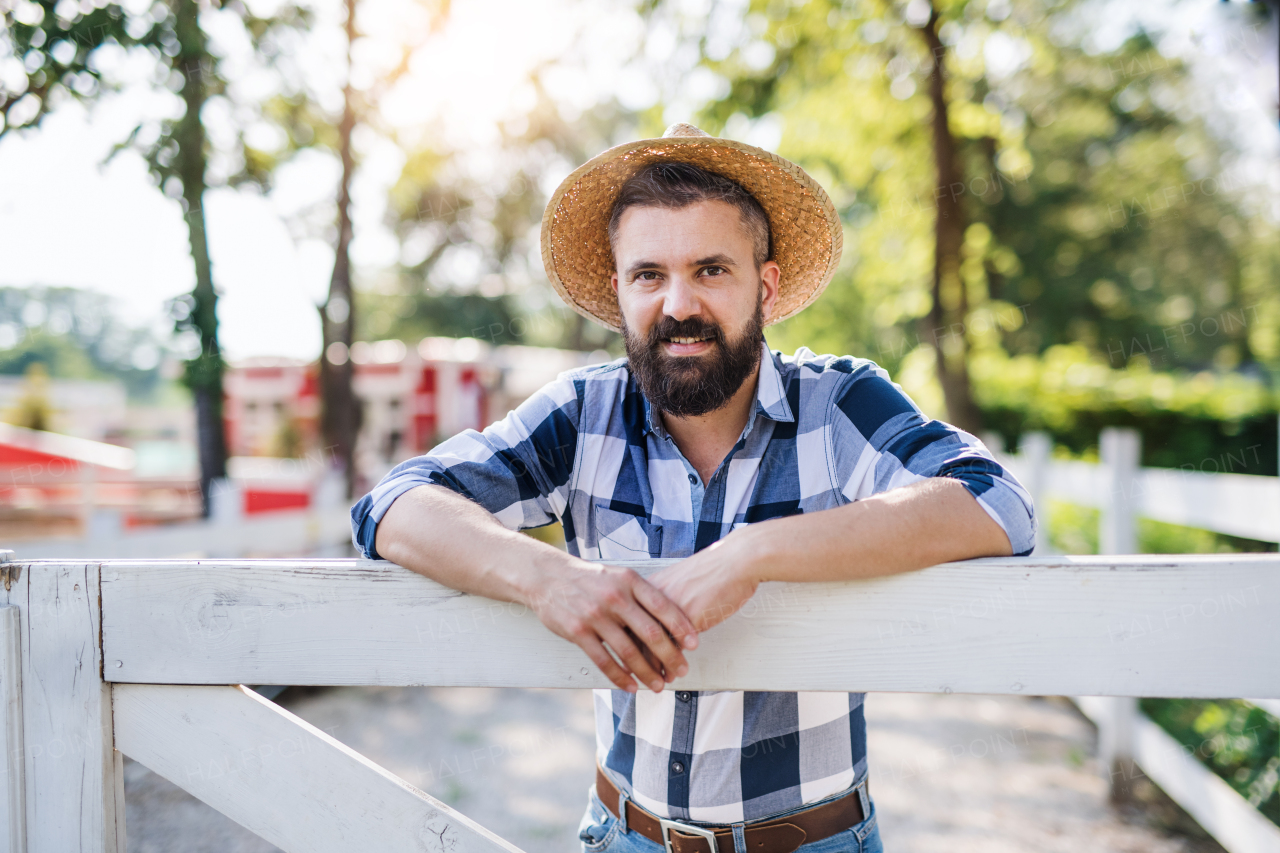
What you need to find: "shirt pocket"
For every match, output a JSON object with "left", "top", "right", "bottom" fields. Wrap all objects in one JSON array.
[{"left": 593, "top": 505, "right": 663, "bottom": 561}]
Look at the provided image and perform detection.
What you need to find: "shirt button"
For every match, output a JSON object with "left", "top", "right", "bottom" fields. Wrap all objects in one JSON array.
[
  {"left": 688, "top": 474, "right": 697, "bottom": 485},
  {"left": 676, "top": 691, "right": 691, "bottom": 702},
  {"left": 671, "top": 761, "right": 685, "bottom": 775}
]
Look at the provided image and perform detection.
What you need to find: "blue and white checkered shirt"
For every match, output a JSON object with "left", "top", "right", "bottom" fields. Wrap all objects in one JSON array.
[{"left": 352, "top": 342, "right": 1036, "bottom": 823}]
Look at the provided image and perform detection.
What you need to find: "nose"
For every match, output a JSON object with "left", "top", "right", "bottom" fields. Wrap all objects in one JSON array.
[{"left": 661, "top": 274, "right": 702, "bottom": 322}]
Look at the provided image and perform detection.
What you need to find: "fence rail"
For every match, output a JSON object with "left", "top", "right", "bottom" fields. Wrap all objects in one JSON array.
[
  {"left": 11, "top": 506, "right": 352, "bottom": 560},
  {"left": 994, "top": 427, "right": 1280, "bottom": 853},
  {"left": 0, "top": 553, "right": 1277, "bottom": 853}
]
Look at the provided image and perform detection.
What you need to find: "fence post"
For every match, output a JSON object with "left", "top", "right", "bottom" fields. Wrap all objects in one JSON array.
[
  {"left": 4, "top": 558, "right": 125, "bottom": 852},
  {"left": 209, "top": 478, "right": 245, "bottom": 558},
  {"left": 1, "top": 565, "right": 25, "bottom": 853},
  {"left": 1098, "top": 695, "right": 1141, "bottom": 802},
  {"left": 1097, "top": 427, "right": 1142, "bottom": 802},
  {"left": 1017, "top": 432, "right": 1053, "bottom": 556},
  {"left": 1100, "top": 427, "right": 1141, "bottom": 556}
]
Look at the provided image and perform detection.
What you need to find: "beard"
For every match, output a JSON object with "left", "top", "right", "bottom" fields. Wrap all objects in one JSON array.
[{"left": 621, "top": 299, "right": 764, "bottom": 418}]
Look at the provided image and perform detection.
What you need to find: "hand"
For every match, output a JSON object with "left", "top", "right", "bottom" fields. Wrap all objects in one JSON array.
[
  {"left": 526, "top": 562, "right": 699, "bottom": 694},
  {"left": 650, "top": 537, "right": 760, "bottom": 633}
]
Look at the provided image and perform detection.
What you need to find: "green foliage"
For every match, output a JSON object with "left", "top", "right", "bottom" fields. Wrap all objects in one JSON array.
[
  {"left": 972, "top": 345, "right": 1278, "bottom": 475},
  {"left": 0, "top": 329, "right": 99, "bottom": 379},
  {"left": 1047, "top": 498, "right": 1276, "bottom": 556},
  {"left": 1138, "top": 517, "right": 1275, "bottom": 555},
  {"left": 358, "top": 291, "right": 526, "bottom": 346},
  {"left": 0, "top": 0, "right": 140, "bottom": 133},
  {"left": 695, "top": 0, "right": 1280, "bottom": 381},
  {"left": 0, "top": 287, "right": 169, "bottom": 399},
  {"left": 2, "top": 363, "right": 54, "bottom": 432},
  {"left": 1141, "top": 699, "right": 1280, "bottom": 827},
  {"left": 1045, "top": 498, "right": 1098, "bottom": 555},
  {"left": 382, "top": 77, "right": 633, "bottom": 353}
]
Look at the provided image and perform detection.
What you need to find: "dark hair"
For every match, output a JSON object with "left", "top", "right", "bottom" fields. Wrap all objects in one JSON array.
[{"left": 607, "top": 162, "right": 772, "bottom": 268}]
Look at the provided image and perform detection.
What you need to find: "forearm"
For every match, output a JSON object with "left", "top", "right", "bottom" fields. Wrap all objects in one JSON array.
[
  {"left": 373, "top": 484, "right": 580, "bottom": 608},
  {"left": 737, "top": 477, "right": 1013, "bottom": 584},
  {"left": 374, "top": 483, "right": 698, "bottom": 693}
]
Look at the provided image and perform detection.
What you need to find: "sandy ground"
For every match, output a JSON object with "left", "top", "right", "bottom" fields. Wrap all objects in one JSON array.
[{"left": 123, "top": 688, "right": 1226, "bottom": 853}]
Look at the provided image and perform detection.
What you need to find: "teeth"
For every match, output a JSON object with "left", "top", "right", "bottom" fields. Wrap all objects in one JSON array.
[{"left": 669, "top": 337, "right": 706, "bottom": 344}]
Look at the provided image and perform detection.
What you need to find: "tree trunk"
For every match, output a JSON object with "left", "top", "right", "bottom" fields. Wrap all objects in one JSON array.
[
  {"left": 320, "top": 0, "right": 362, "bottom": 499},
  {"left": 918, "top": 5, "right": 983, "bottom": 434},
  {"left": 172, "top": 0, "right": 228, "bottom": 516}
]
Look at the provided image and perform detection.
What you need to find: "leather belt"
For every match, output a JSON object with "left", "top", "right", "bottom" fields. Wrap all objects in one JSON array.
[{"left": 595, "top": 765, "right": 867, "bottom": 853}]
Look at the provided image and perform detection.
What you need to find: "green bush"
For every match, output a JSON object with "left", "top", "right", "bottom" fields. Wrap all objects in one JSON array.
[
  {"left": 973, "top": 345, "right": 1278, "bottom": 477},
  {"left": 1141, "top": 699, "right": 1280, "bottom": 827},
  {"left": 1045, "top": 501, "right": 1275, "bottom": 556}
]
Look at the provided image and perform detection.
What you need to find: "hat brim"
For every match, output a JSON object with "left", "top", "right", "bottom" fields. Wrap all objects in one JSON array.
[{"left": 540, "top": 135, "right": 843, "bottom": 333}]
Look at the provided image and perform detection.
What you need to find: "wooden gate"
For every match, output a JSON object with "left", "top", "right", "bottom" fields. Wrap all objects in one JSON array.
[{"left": 1, "top": 554, "right": 1278, "bottom": 852}]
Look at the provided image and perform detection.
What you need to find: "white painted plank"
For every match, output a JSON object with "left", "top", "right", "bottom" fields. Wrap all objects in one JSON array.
[
  {"left": 1044, "top": 459, "right": 1107, "bottom": 507},
  {"left": 113, "top": 684, "right": 525, "bottom": 853},
  {"left": 1076, "top": 697, "right": 1280, "bottom": 853},
  {"left": 98, "top": 555, "right": 1280, "bottom": 698},
  {"left": 1245, "top": 699, "right": 1280, "bottom": 719},
  {"left": 1138, "top": 469, "right": 1280, "bottom": 543},
  {"left": 1100, "top": 429, "right": 1140, "bottom": 556},
  {"left": 0, "top": 606, "right": 25, "bottom": 853},
  {"left": 13, "top": 562, "right": 124, "bottom": 853},
  {"left": 1014, "top": 452, "right": 1279, "bottom": 543}
]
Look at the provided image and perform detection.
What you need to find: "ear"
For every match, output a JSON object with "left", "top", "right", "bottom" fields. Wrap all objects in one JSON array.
[
  {"left": 610, "top": 272, "right": 619, "bottom": 295},
  {"left": 758, "top": 261, "right": 781, "bottom": 323}
]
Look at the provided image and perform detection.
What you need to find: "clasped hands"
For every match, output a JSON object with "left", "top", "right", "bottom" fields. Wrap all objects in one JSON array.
[{"left": 527, "top": 537, "right": 758, "bottom": 694}]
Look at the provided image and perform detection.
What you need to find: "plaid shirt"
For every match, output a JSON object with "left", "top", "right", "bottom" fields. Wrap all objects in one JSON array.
[{"left": 352, "top": 342, "right": 1036, "bottom": 823}]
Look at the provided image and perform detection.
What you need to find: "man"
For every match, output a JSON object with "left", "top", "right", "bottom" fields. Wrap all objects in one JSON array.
[{"left": 352, "top": 123, "right": 1036, "bottom": 853}]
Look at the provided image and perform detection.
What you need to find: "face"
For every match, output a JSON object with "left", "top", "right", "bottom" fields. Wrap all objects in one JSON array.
[{"left": 610, "top": 200, "right": 781, "bottom": 417}]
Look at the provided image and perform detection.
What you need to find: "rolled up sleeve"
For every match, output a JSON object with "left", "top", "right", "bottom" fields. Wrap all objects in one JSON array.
[{"left": 828, "top": 361, "right": 1037, "bottom": 556}]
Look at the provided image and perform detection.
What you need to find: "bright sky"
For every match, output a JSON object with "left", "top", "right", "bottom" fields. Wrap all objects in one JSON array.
[
  {"left": 0, "top": 0, "right": 1274, "bottom": 362},
  {"left": 0, "top": 0, "right": 662, "bottom": 360}
]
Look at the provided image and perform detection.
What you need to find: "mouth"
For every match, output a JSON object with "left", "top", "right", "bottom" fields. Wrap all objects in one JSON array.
[{"left": 661, "top": 335, "right": 715, "bottom": 355}]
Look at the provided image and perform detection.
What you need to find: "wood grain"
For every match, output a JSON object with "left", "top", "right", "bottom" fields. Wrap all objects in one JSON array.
[
  {"left": 0, "top": 606, "right": 25, "bottom": 853},
  {"left": 9, "top": 562, "right": 124, "bottom": 853},
  {"left": 98, "top": 555, "right": 1280, "bottom": 698},
  {"left": 113, "top": 683, "right": 526, "bottom": 853}
]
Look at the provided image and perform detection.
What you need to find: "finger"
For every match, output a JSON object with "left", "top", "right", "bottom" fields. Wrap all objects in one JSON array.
[
  {"left": 619, "top": 603, "right": 688, "bottom": 681},
  {"left": 625, "top": 626, "right": 667, "bottom": 679},
  {"left": 597, "top": 622, "right": 665, "bottom": 693},
  {"left": 578, "top": 634, "right": 638, "bottom": 693},
  {"left": 631, "top": 578, "right": 700, "bottom": 651}
]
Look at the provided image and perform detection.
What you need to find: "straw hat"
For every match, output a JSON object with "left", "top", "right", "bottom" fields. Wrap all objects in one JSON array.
[{"left": 540, "top": 123, "right": 843, "bottom": 332}]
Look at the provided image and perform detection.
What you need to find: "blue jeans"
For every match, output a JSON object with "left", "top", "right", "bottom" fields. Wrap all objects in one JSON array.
[{"left": 577, "top": 784, "right": 883, "bottom": 853}]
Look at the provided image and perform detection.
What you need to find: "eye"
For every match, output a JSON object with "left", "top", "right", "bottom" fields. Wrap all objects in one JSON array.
[
  {"left": 700, "top": 266, "right": 726, "bottom": 277},
  {"left": 634, "top": 271, "right": 660, "bottom": 282}
]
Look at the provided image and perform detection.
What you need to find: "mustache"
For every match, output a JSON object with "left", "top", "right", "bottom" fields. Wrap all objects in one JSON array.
[{"left": 644, "top": 316, "right": 725, "bottom": 348}]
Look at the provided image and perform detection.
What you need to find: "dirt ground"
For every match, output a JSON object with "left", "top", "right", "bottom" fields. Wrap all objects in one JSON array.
[{"left": 122, "top": 688, "right": 1227, "bottom": 853}]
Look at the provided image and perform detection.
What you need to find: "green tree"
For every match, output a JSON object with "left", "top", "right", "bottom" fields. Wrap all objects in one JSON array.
[
  {"left": 691, "top": 0, "right": 1279, "bottom": 425},
  {"left": 2, "top": 0, "right": 312, "bottom": 513},
  {"left": 315, "top": 0, "right": 451, "bottom": 497},
  {"left": 0, "top": 286, "right": 169, "bottom": 398},
  {"left": 383, "top": 78, "right": 641, "bottom": 354},
  {"left": 319, "top": 0, "right": 363, "bottom": 498},
  {"left": 3, "top": 363, "right": 55, "bottom": 432}
]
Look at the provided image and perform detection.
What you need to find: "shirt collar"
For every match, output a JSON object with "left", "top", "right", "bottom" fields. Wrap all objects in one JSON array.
[{"left": 639, "top": 340, "right": 795, "bottom": 438}]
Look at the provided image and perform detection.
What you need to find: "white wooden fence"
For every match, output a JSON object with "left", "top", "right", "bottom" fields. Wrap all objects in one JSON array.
[
  {"left": 11, "top": 478, "right": 353, "bottom": 560},
  {"left": 995, "top": 428, "right": 1280, "bottom": 554},
  {"left": 0, "top": 551, "right": 1276, "bottom": 853},
  {"left": 994, "top": 427, "right": 1280, "bottom": 852}
]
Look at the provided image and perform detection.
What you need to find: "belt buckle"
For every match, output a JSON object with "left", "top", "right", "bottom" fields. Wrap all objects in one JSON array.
[{"left": 658, "top": 818, "right": 718, "bottom": 853}]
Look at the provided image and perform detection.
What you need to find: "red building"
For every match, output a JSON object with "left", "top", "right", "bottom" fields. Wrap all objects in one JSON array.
[{"left": 223, "top": 337, "right": 600, "bottom": 496}]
